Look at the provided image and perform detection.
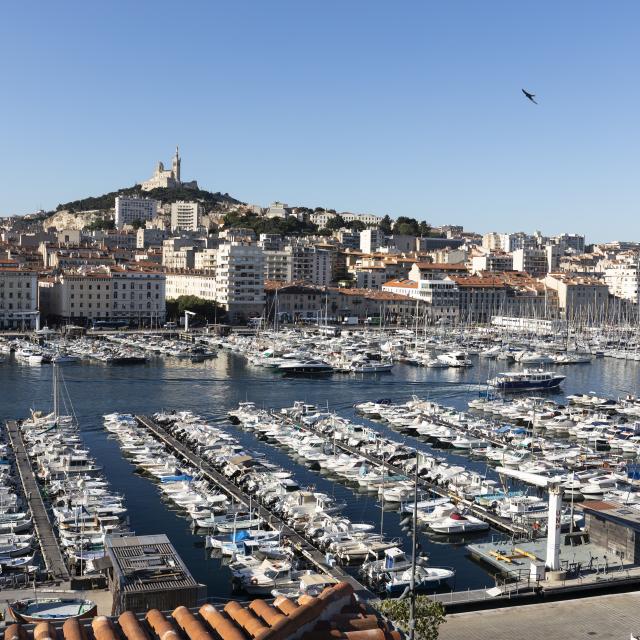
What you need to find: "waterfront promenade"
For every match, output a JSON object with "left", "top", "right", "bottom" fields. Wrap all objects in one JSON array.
[{"left": 439, "top": 590, "right": 640, "bottom": 640}]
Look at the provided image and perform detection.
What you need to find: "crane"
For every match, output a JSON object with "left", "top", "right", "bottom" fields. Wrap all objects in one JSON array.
[
  {"left": 184, "top": 310, "right": 196, "bottom": 332},
  {"left": 495, "top": 466, "right": 564, "bottom": 571}
]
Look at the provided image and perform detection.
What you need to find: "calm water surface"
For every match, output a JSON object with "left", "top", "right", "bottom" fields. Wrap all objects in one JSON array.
[{"left": 1, "top": 349, "right": 639, "bottom": 597}]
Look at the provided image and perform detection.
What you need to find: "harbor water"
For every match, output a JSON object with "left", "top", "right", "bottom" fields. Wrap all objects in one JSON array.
[{"left": 1, "top": 350, "right": 639, "bottom": 597}]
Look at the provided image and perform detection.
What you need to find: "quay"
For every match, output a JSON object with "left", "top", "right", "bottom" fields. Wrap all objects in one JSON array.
[
  {"left": 439, "top": 590, "right": 640, "bottom": 640},
  {"left": 134, "top": 415, "right": 374, "bottom": 600},
  {"left": 275, "top": 413, "right": 529, "bottom": 537},
  {"left": 4, "top": 420, "right": 70, "bottom": 582}
]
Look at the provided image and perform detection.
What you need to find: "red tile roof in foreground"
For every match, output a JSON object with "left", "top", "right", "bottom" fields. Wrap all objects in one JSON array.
[{"left": 5, "top": 582, "right": 400, "bottom": 640}]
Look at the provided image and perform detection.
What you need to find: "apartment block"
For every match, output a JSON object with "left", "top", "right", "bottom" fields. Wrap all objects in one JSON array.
[
  {"left": 115, "top": 196, "right": 159, "bottom": 228},
  {"left": 0, "top": 262, "right": 39, "bottom": 330}
]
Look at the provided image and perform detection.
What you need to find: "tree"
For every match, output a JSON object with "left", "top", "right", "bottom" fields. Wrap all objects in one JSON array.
[
  {"left": 378, "top": 215, "right": 393, "bottom": 234},
  {"left": 375, "top": 597, "right": 445, "bottom": 640},
  {"left": 131, "top": 219, "right": 145, "bottom": 230},
  {"left": 347, "top": 220, "right": 366, "bottom": 232},
  {"left": 393, "top": 216, "right": 421, "bottom": 236},
  {"left": 418, "top": 221, "right": 431, "bottom": 237},
  {"left": 325, "top": 214, "right": 346, "bottom": 231},
  {"left": 85, "top": 218, "right": 115, "bottom": 231},
  {"left": 165, "top": 295, "right": 227, "bottom": 324}
]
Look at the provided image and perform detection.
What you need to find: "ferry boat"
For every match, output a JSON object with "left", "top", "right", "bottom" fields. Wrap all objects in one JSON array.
[{"left": 488, "top": 369, "right": 566, "bottom": 391}]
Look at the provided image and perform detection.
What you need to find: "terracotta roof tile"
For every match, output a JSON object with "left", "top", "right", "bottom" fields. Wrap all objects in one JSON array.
[
  {"left": 4, "top": 623, "right": 28, "bottom": 640},
  {"left": 60, "top": 620, "right": 86, "bottom": 640},
  {"left": 248, "top": 600, "right": 287, "bottom": 628},
  {"left": 117, "top": 612, "right": 149, "bottom": 640},
  {"left": 3, "top": 583, "right": 393, "bottom": 640},
  {"left": 145, "top": 610, "right": 179, "bottom": 640},
  {"left": 223, "top": 601, "right": 269, "bottom": 638},
  {"left": 198, "top": 604, "right": 245, "bottom": 640},
  {"left": 272, "top": 595, "right": 298, "bottom": 616},
  {"left": 91, "top": 617, "right": 118, "bottom": 640}
]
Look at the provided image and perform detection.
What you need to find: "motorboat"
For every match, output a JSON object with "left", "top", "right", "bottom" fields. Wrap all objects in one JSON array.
[
  {"left": 278, "top": 360, "right": 334, "bottom": 376},
  {"left": 436, "top": 351, "right": 473, "bottom": 368},
  {"left": 428, "top": 512, "right": 489, "bottom": 534}
]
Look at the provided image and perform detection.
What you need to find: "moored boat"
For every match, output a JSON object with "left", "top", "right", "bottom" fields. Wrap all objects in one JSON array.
[{"left": 8, "top": 598, "right": 97, "bottom": 623}]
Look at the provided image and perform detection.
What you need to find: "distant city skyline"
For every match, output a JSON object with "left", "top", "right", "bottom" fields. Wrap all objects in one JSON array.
[{"left": 1, "top": 1, "right": 639, "bottom": 241}]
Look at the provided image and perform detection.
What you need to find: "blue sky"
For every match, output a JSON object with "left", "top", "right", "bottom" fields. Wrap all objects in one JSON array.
[{"left": 0, "top": 1, "right": 638, "bottom": 241}]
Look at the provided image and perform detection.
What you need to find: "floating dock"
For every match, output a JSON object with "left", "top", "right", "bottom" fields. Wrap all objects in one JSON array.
[
  {"left": 134, "top": 415, "right": 374, "bottom": 600},
  {"left": 5, "top": 420, "right": 70, "bottom": 582}
]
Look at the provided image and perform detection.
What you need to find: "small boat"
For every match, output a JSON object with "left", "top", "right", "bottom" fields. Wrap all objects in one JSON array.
[
  {"left": 8, "top": 598, "right": 98, "bottom": 623},
  {"left": 428, "top": 512, "right": 489, "bottom": 534},
  {"left": 384, "top": 566, "right": 455, "bottom": 594}
]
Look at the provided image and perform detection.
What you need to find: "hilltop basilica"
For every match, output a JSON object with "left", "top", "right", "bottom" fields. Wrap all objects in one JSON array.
[{"left": 140, "top": 146, "right": 198, "bottom": 191}]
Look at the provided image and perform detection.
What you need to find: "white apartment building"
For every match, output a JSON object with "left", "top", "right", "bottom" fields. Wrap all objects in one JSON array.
[
  {"left": 162, "top": 247, "right": 195, "bottom": 270},
  {"left": 111, "top": 267, "right": 166, "bottom": 325},
  {"left": 543, "top": 273, "right": 609, "bottom": 320},
  {"left": 39, "top": 271, "right": 112, "bottom": 323},
  {"left": 481, "top": 232, "right": 503, "bottom": 251},
  {"left": 215, "top": 242, "right": 265, "bottom": 322},
  {"left": 603, "top": 261, "right": 639, "bottom": 303},
  {"left": 170, "top": 201, "right": 203, "bottom": 232},
  {"left": 265, "top": 202, "right": 290, "bottom": 219},
  {"left": 360, "top": 229, "right": 385, "bottom": 254},
  {"left": 38, "top": 267, "right": 165, "bottom": 326},
  {"left": 341, "top": 212, "right": 382, "bottom": 227},
  {"left": 554, "top": 233, "right": 586, "bottom": 254},
  {"left": 115, "top": 196, "right": 159, "bottom": 228},
  {"left": 166, "top": 272, "right": 217, "bottom": 301},
  {"left": 382, "top": 277, "right": 459, "bottom": 324},
  {"left": 137, "top": 228, "right": 167, "bottom": 249},
  {"left": 290, "top": 245, "right": 332, "bottom": 286},
  {"left": 194, "top": 248, "right": 218, "bottom": 272},
  {"left": 310, "top": 211, "right": 337, "bottom": 228},
  {"left": 263, "top": 249, "right": 293, "bottom": 282},
  {"left": 512, "top": 248, "right": 548, "bottom": 276},
  {"left": 0, "top": 263, "right": 39, "bottom": 330},
  {"left": 471, "top": 252, "right": 513, "bottom": 274},
  {"left": 352, "top": 266, "right": 388, "bottom": 290}
]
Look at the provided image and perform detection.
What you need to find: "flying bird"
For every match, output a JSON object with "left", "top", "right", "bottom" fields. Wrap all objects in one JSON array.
[{"left": 522, "top": 89, "right": 538, "bottom": 104}]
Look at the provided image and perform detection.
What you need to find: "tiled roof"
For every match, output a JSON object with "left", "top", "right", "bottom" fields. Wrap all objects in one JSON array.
[
  {"left": 382, "top": 279, "right": 418, "bottom": 289},
  {"left": 5, "top": 582, "right": 400, "bottom": 640},
  {"left": 414, "top": 262, "right": 467, "bottom": 270}
]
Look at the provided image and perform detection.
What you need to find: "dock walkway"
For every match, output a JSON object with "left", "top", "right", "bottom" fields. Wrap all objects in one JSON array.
[
  {"left": 134, "top": 415, "right": 374, "bottom": 600},
  {"left": 5, "top": 420, "right": 70, "bottom": 582}
]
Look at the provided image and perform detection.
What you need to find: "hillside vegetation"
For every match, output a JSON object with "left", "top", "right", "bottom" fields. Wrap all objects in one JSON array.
[{"left": 55, "top": 185, "right": 241, "bottom": 213}]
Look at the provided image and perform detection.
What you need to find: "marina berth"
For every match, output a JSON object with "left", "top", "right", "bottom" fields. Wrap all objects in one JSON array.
[{"left": 105, "top": 411, "right": 375, "bottom": 596}]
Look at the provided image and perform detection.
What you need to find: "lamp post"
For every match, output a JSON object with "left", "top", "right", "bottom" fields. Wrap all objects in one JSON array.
[{"left": 409, "top": 447, "right": 419, "bottom": 640}]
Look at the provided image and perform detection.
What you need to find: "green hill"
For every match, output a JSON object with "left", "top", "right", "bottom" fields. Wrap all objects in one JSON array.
[{"left": 55, "top": 185, "right": 242, "bottom": 213}]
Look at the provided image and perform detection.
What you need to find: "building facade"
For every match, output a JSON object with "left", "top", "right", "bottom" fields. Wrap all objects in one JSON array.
[
  {"left": 115, "top": 196, "right": 158, "bottom": 228},
  {"left": 170, "top": 201, "right": 203, "bottom": 232},
  {"left": 0, "top": 263, "right": 39, "bottom": 330}
]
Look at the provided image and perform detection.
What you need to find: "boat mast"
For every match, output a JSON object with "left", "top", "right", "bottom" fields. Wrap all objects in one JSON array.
[
  {"left": 409, "top": 447, "right": 419, "bottom": 640},
  {"left": 53, "top": 362, "right": 58, "bottom": 420}
]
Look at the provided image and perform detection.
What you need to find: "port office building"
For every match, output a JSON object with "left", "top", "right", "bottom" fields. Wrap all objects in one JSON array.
[
  {"left": 582, "top": 501, "right": 640, "bottom": 563},
  {"left": 102, "top": 534, "right": 206, "bottom": 615}
]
